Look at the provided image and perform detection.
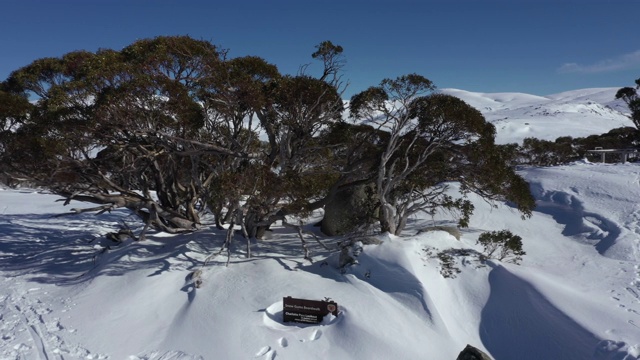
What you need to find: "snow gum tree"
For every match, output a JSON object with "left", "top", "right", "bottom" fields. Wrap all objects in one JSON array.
[
  {"left": 350, "top": 75, "right": 534, "bottom": 235},
  {"left": 616, "top": 77, "right": 640, "bottom": 130},
  {"left": 0, "top": 36, "right": 533, "bottom": 253},
  {"left": 0, "top": 36, "right": 346, "bottom": 245},
  {"left": 0, "top": 85, "right": 32, "bottom": 178},
  {"left": 0, "top": 37, "right": 227, "bottom": 238}
]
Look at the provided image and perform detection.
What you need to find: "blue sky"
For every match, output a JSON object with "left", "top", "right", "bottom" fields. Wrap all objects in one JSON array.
[{"left": 1, "top": 0, "right": 638, "bottom": 98}]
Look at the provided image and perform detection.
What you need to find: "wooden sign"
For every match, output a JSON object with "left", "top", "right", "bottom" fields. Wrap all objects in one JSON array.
[{"left": 282, "top": 296, "right": 339, "bottom": 324}]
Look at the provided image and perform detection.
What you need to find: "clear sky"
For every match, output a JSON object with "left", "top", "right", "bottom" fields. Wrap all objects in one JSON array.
[{"left": 1, "top": 0, "right": 638, "bottom": 98}]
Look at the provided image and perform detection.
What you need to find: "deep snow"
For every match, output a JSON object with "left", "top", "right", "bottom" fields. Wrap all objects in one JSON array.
[
  {"left": 441, "top": 87, "right": 632, "bottom": 144},
  {"left": 1, "top": 88, "right": 640, "bottom": 360}
]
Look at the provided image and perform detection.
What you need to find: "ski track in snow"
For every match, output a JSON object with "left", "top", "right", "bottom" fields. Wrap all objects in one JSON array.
[
  {"left": 0, "top": 279, "right": 204, "bottom": 360},
  {"left": 0, "top": 284, "right": 106, "bottom": 360},
  {"left": 128, "top": 351, "right": 204, "bottom": 360},
  {"left": 0, "top": 211, "right": 113, "bottom": 360}
]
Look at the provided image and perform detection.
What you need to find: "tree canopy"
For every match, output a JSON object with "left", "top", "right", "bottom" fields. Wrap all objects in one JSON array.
[
  {"left": 349, "top": 76, "right": 534, "bottom": 234},
  {"left": 616, "top": 78, "right": 640, "bottom": 130},
  {"left": 0, "top": 35, "right": 534, "bottom": 252}
]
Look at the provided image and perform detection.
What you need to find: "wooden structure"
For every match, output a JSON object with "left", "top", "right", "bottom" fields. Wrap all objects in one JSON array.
[{"left": 586, "top": 148, "right": 638, "bottom": 163}]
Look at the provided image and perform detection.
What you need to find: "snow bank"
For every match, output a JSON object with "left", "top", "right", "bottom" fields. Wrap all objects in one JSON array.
[
  {"left": 1, "top": 164, "right": 640, "bottom": 359},
  {"left": 441, "top": 87, "right": 632, "bottom": 144}
]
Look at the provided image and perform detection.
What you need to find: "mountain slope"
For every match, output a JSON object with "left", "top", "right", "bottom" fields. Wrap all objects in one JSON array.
[{"left": 441, "top": 87, "right": 633, "bottom": 144}]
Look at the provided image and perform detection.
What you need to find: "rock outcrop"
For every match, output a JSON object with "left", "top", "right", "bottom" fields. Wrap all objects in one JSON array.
[{"left": 456, "top": 344, "right": 492, "bottom": 360}]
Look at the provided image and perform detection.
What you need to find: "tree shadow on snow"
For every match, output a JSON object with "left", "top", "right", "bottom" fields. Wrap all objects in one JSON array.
[
  {"left": 0, "top": 212, "right": 125, "bottom": 284},
  {"left": 0, "top": 208, "right": 340, "bottom": 294},
  {"left": 0, "top": 211, "right": 223, "bottom": 286},
  {"left": 528, "top": 188, "right": 620, "bottom": 256},
  {"left": 480, "top": 264, "right": 601, "bottom": 360},
  {"left": 227, "top": 223, "right": 338, "bottom": 269},
  {"left": 301, "top": 251, "right": 440, "bottom": 325}
]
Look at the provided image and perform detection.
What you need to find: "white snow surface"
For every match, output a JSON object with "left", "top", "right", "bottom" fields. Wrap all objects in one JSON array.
[
  {"left": 441, "top": 87, "right": 633, "bottom": 144},
  {"left": 2, "top": 88, "right": 640, "bottom": 359}
]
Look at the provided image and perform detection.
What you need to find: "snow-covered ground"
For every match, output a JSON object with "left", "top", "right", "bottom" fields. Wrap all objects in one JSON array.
[
  {"left": 1, "top": 88, "right": 640, "bottom": 360},
  {"left": 442, "top": 87, "right": 632, "bottom": 144}
]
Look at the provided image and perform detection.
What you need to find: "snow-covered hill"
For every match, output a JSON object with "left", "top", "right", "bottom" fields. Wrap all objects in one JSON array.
[{"left": 441, "top": 87, "right": 633, "bottom": 144}]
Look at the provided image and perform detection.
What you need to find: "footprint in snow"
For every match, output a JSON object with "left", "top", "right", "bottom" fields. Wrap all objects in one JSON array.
[
  {"left": 625, "top": 287, "right": 640, "bottom": 301},
  {"left": 310, "top": 329, "right": 322, "bottom": 341},
  {"left": 278, "top": 337, "right": 288, "bottom": 348},
  {"left": 264, "top": 349, "right": 276, "bottom": 360},
  {"left": 299, "top": 328, "right": 323, "bottom": 343},
  {"left": 255, "top": 346, "right": 270, "bottom": 357}
]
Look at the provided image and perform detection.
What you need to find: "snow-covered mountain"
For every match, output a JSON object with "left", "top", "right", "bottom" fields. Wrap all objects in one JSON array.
[
  {"left": 1, "top": 87, "right": 640, "bottom": 360},
  {"left": 441, "top": 87, "right": 633, "bottom": 144}
]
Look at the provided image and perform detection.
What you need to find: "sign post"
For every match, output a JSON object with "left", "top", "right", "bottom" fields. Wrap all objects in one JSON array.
[{"left": 282, "top": 296, "right": 339, "bottom": 324}]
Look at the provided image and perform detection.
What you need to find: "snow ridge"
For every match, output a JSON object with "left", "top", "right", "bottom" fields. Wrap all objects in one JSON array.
[{"left": 441, "top": 87, "right": 633, "bottom": 144}]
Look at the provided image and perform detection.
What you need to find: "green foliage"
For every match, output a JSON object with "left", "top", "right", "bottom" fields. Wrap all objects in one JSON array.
[
  {"left": 410, "top": 93, "right": 492, "bottom": 140},
  {"left": 0, "top": 88, "right": 32, "bottom": 136},
  {"left": 311, "top": 40, "right": 345, "bottom": 84},
  {"left": 436, "top": 251, "right": 461, "bottom": 278},
  {"left": 349, "top": 86, "right": 389, "bottom": 119},
  {"left": 616, "top": 87, "right": 637, "bottom": 102},
  {"left": 411, "top": 94, "right": 535, "bottom": 221},
  {"left": 521, "top": 137, "right": 576, "bottom": 166},
  {"left": 578, "top": 127, "right": 640, "bottom": 161},
  {"left": 477, "top": 230, "right": 526, "bottom": 264},
  {"left": 380, "top": 73, "right": 435, "bottom": 98},
  {"left": 270, "top": 75, "right": 342, "bottom": 127},
  {"left": 349, "top": 74, "right": 434, "bottom": 120},
  {"left": 616, "top": 78, "right": 640, "bottom": 130},
  {"left": 312, "top": 41, "right": 343, "bottom": 60},
  {"left": 348, "top": 77, "right": 535, "bottom": 235},
  {"left": 423, "top": 247, "right": 484, "bottom": 279},
  {"left": 0, "top": 35, "right": 534, "bottom": 243},
  {"left": 519, "top": 127, "right": 640, "bottom": 166},
  {"left": 439, "top": 197, "right": 474, "bottom": 228}
]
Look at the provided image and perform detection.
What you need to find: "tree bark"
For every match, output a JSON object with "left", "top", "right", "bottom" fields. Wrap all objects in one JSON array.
[{"left": 379, "top": 202, "right": 397, "bottom": 235}]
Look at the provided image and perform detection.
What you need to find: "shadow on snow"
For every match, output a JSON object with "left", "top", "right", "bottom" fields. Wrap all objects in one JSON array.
[
  {"left": 0, "top": 211, "right": 222, "bottom": 285},
  {"left": 529, "top": 185, "right": 620, "bottom": 256},
  {"left": 480, "top": 264, "right": 600, "bottom": 360},
  {"left": 302, "top": 249, "right": 440, "bottom": 325},
  {"left": 0, "top": 210, "right": 337, "bottom": 287}
]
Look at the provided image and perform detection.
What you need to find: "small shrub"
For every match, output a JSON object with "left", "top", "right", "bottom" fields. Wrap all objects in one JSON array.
[
  {"left": 437, "top": 252, "right": 461, "bottom": 278},
  {"left": 423, "top": 247, "right": 486, "bottom": 279},
  {"left": 338, "top": 239, "right": 364, "bottom": 270},
  {"left": 477, "top": 230, "right": 525, "bottom": 264}
]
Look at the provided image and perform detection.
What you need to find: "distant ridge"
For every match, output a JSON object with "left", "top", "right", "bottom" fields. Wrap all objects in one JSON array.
[{"left": 440, "top": 87, "right": 632, "bottom": 144}]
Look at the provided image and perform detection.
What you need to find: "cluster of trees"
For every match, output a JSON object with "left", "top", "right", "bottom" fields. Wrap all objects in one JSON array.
[
  {"left": 515, "top": 77, "right": 640, "bottom": 167},
  {"left": 518, "top": 126, "right": 639, "bottom": 166},
  {"left": 0, "top": 36, "right": 535, "bottom": 249},
  {"left": 616, "top": 78, "right": 640, "bottom": 129}
]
